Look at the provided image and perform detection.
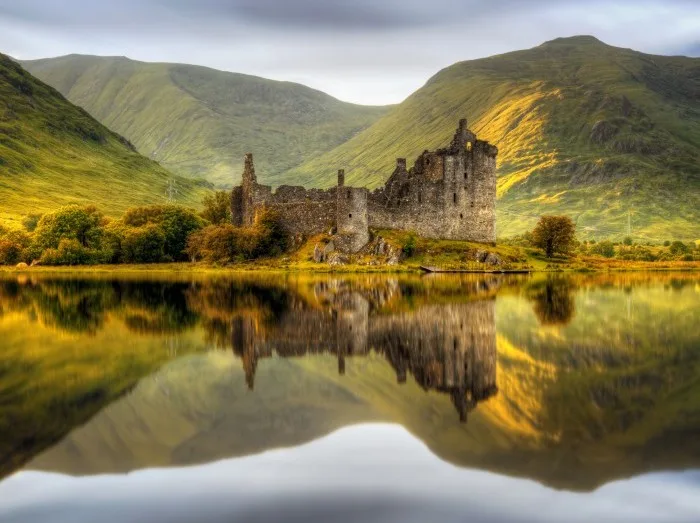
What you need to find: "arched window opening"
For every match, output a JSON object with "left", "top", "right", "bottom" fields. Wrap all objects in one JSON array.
[
  {"left": 466, "top": 142, "right": 473, "bottom": 152},
  {"left": 453, "top": 192, "right": 457, "bottom": 204},
  {"left": 460, "top": 213, "right": 463, "bottom": 219},
  {"left": 348, "top": 213, "right": 352, "bottom": 219},
  {"left": 418, "top": 193, "right": 422, "bottom": 204},
  {"left": 347, "top": 190, "right": 351, "bottom": 200}
]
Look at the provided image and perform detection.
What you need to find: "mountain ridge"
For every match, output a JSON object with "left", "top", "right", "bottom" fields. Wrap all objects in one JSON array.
[
  {"left": 21, "top": 54, "right": 390, "bottom": 187},
  {"left": 0, "top": 53, "right": 207, "bottom": 226}
]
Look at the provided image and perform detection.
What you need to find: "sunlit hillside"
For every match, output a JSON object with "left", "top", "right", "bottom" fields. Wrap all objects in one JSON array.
[
  {"left": 0, "top": 54, "right": 208, "bottom": 227},
  {"left": 283, "top": 36, "right": 700, "bottom": 240}
]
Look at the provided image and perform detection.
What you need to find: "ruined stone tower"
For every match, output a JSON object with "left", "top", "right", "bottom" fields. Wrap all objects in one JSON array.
[{"left": 335, "top": 169, "right": 369, "bottom": 253}]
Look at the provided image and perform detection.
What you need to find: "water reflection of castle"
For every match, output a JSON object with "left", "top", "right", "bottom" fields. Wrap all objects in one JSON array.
[{"left": 230, "top": 283, "right": 498, "bottom": 422}]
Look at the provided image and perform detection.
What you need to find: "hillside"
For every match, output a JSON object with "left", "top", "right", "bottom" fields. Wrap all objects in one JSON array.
[
  {"left": 283, "top": 36, "right": 700, "bottom": 241},
  {"left": 21, "top": 55, "right": 389, "bottom": 187},
  {"left": 0, "top": 54, "right": 207, "bottom": 226}
]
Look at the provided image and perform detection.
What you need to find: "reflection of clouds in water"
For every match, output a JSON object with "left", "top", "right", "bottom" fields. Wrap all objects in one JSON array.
[{"left": 1, "top": 424, "right": 698, "bottom": 523}]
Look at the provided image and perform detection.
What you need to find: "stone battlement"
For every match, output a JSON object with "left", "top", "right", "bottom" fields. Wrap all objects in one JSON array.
[{"left": 231, "top": 119, "right": 497, "bottom": 252}]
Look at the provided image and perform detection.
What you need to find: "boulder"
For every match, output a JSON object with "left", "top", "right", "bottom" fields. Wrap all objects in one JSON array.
[
  {"left": 15, "top": 262, "right": 28, "bottom": 269},
  {"left": 312, "top": 243, "right": 324, "bottom": 263},
  {"left": 475, "top": 250, "right": 489, "bottom": 263},
  {"left": 323, "top": 241, "right": 335, "bottom": 257},
  {"left": 326, "top": 252, "right": 349, "bottom": 266},
  {"left": 485, "top": 253, "right": 503, "bottom": 266}
]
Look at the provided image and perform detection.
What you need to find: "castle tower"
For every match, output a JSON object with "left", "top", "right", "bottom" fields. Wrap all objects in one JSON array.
[{"left": 336, "top": 173, "right": 369, "bottom": 253}]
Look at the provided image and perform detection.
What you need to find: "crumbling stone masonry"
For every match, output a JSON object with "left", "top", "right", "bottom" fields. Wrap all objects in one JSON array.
[{"left": 231, "top": 119, "right": 498, "bottom": 252}]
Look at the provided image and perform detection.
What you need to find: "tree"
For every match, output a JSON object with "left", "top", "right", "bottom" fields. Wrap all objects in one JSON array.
[
  {"left": 121, "top": 225, "right": 166, "bottom": 263},
  {"left": 669, "top": 241, "right": 690, "bottom": 256},
  {"left": 122, "top": 205, "right": 205, "bottom": 261},
  {"left": 201, "top": 191, "right": 232, "bottom": 225},
  {"left": 530, "top": 215, "right": 576, "bottom": 258},
  {"left": 590, "top": 240, "right": 615, "bottom": 258},
  {"left": 34, "top": 205, "right": 106, "bottom": 250},
  {"left": 623, "top": 236, "right": 633, "bottom": 246}
]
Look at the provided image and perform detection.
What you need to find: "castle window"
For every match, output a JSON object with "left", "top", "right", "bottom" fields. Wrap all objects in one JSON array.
[
  {"left": 418, "top": 193, "right": 422, "bottom": 204},
  {"left": 460, "top": 213, "right": 463, "bottom": 219},
  {"left": 347, "top": 190, "right": 351, "bottom": 200},
  {"left": 453, "top": 192, "right": 457, "bottom": 204},
  {"left": 464, "top": 171, "right": 468, "bottom": 180},
  {"left": 426, "top": 158, "right": 431, "bottom": 166},
  {"left": 349, "top": 213, "right": 352, "bottom": 219},
  {"left": 466, "top": 142, "right": 473, "bottom": 152}
]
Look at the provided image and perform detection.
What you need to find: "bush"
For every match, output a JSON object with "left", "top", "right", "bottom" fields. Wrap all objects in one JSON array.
[
  {"left": 35, "top": 205, "right": 106, "bottom": 250},
  {"left": 0, "top": 228, "right": 34, "bottom": 265},
  {"left": 39, "top": 239, "right": 99, "bottom": 266},
  {"left": 121, "top": 225, "right": 166, "bottom": 264},
  {"left": 669, "top": 241, "right": 690, "bottom": 256},
  {"left": 0, "top": 240, "right": 23, "bottom": 265},
  {"left": 402, "top": 234, "right": 417, "bottom": 257},
  {"left": 186, "top": 210, "right": 288, "bottom": 263},
  {"left": 22, "top": 213, "right": 42, "bottom": 233},
  {"left": 251, "top": 209, "right": 288, "bottom": 258},
  {"left": 590, "top": 240, "right": 616, "bottom": 258},
  {"left": 122, "top": 205, "right": 205, "bottom": 261},
  {"left": 201, "top": 191, "right": 232, "bottom": 225}
]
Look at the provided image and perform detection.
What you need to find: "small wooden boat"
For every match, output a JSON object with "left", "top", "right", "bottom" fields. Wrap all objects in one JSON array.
[{"left": 419, "top": 266, "right": 530, "bottom": 274}]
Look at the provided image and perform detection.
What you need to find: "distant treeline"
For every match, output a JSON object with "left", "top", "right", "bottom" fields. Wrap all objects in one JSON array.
[{"left": 0, "top": 191, "right": 289, "bottom": 266}]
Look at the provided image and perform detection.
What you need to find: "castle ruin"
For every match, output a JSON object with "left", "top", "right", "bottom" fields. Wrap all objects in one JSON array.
[{"left": 231, "top": 119, "right": 498, "bottom": 252}]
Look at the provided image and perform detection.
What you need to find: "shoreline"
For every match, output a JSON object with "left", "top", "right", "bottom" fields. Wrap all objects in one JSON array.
[{"left": 2, "top": 262, "right": 699, "bottom": 275}]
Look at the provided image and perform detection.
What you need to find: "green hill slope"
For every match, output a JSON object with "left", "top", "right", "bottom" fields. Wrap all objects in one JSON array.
[
  {"left": 22, "top": 55, "right": 389, "bottom": 188},
  {"left": 0, "top": 54, "right": 207, "bottom": 226},
  {"left": 283, "top": 36, "right": 700, "bottom": 241}
]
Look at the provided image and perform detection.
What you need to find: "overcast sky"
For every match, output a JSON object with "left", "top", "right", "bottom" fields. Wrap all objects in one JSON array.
[{"left": 1, "top": 0, "right": 698, "bottom": 105}]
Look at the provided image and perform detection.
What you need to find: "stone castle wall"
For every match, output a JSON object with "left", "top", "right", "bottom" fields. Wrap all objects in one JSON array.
[{"left": 231, "top": 119, "right": 498, "bottom": 251}]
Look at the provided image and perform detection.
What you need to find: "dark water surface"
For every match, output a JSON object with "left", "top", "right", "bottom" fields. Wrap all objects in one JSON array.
[{"left": 0, "top": 272, "right": 698, "bottom": 522}]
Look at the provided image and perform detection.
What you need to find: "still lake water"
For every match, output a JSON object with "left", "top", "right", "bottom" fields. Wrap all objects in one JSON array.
[{"left": 0, "top": 272, "right": 699, "bottom": 522}]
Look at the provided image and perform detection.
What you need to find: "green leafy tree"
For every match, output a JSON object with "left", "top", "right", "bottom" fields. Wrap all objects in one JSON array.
[
  {"left": 623, "top": 236, "right": 633, "bottom": 246},
  {"left": 40, "top": 239, "right": 96, "bottom": 265},
  {"left": 35, "top": 205, "right": 106, "bottom": 250},
  {"left": 121, "top": 225, "right": 166, "bottom": 263},
  {"left": 669, "top": 241, "right": 690, "bottom": 256},
  {"left": 201, "top": 191, "right": 232, "bottom": 225},
  {"left": 531, "top": 215, "right": 576, "bottom": 258},
  {"left": 590, "top": 240, "right": 616, "bottom": 258},
  {"left": 122, "top": 205, "right": 205, "bottom": 261}
]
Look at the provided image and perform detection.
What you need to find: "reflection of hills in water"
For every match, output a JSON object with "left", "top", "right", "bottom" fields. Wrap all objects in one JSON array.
[{"left": 1, "top": 273, "right": 699, "bottom": 491}]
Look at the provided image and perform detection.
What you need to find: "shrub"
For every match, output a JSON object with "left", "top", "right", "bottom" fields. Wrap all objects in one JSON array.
[
  {"left": 590, "top": 240, "right": 615, "bottom": 258},
  {"left": 402, "top": 234, "right": 417, "bottom": 257},
  {"left": 34, "top": 205, "right": 106, "bottom": 250},
  {"left": 201, "top": 191, "right": 232, "bottom": 225},
  {"left": 669, "top": 241, "right": 690, "bottom": 256},
  {"left": 122, "top": 205, "right": 205, "bottom": 261},
  {"left": 22, "top": 213, "right": 42, "bottom": 233},
  {"left": 121, "top": 225, "right": 166, "bottom": 264},
  {"left": 623, "top": 236, "right": 633, "bottom": 246},
  {"left": 39, "top": 239, "right": 97, "bottom": 266},
  {"left": 251, "top": 209, "right": 288, "bottom": 258},
  {"left": 186, "top": 210, "right": 288, "bottom": 263},
  {"left": 0, "top": 240, "right": 23, "bottom": 265}
]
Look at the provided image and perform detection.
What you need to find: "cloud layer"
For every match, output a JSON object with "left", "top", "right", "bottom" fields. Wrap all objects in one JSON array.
[{"left": 1, "top": 0, "right": 698, "bottom": 104}]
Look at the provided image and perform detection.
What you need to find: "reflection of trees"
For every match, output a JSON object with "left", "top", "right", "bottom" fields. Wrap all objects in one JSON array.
[
  {"left": 0, "top": 275, "right": 500, "bottom": 421},
  {"left": 528, "top": 278, "right": 576, "bottom": 326}
]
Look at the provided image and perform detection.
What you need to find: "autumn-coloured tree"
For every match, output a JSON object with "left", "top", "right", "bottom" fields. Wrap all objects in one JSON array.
[{"left": 531, "top": 215, "right": 576, "bottom": 258}]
